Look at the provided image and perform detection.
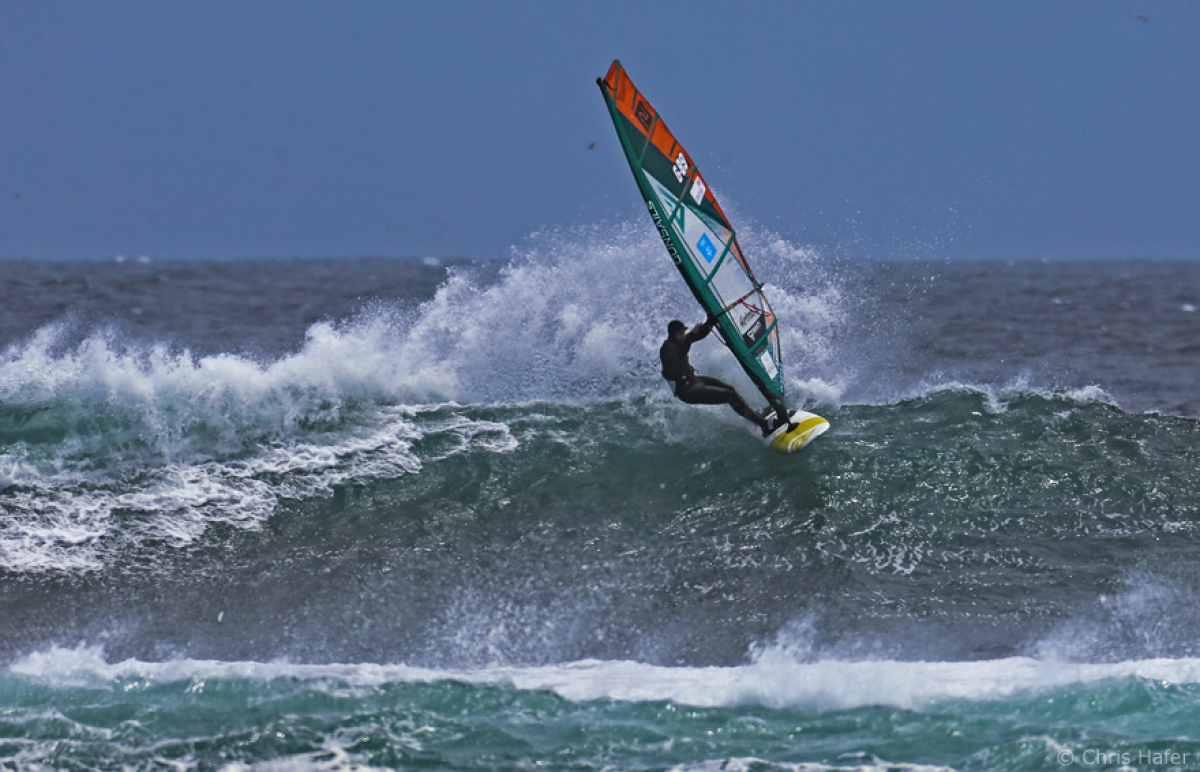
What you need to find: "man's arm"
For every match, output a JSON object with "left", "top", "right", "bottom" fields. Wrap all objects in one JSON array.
[{"left": 686, "top": 314, "right": 717, "bottom": 342}]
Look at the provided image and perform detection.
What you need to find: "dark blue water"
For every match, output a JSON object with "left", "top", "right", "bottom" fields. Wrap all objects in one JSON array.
[{"left": 2, "top": 228, "right": 1199, "bottom": 770}]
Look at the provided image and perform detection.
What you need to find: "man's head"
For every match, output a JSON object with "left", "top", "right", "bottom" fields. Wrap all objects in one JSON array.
[{"left": 667, "top": 319, "right": 687, "bottom": 340}]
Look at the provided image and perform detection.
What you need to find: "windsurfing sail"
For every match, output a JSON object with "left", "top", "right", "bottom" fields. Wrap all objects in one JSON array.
[{"left": 597, "top": 60, "right": 787, "bottom": 413}]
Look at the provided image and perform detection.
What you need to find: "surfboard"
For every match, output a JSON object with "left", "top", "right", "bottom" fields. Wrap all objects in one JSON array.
[
  {"left": 766, "top": 410, "right": 830, "bottom": 454},
  {"left": 597, "top": 60, "right": 829, "bottom": 455}
]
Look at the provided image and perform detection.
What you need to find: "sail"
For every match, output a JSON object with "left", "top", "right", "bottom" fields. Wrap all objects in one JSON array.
[{"left": 597, "top": 60, "right": 786, "bottom": 409}]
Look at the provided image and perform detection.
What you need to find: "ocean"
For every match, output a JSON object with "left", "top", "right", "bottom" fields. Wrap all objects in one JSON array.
[{"left": 2, "top": 226, "right": 1199, "bottom": 771}]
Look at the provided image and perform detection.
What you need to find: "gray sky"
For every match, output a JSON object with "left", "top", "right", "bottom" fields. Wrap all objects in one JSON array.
[{"left": 3, "top": 1, "right": 1197, "bottom": 260}]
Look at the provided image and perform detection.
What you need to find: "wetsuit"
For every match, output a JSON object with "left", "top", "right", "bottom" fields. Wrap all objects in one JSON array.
[{"left": 660, "top": 321, "right": 772, "bottom": 433}]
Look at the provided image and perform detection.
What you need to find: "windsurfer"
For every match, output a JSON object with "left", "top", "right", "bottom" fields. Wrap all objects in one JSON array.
[{"left": 660, "top": 318, "right": 794, "bottom": 437}]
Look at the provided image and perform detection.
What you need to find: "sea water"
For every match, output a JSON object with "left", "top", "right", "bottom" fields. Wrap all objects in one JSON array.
[{"left": 2, "top": 226, "right": 1199, "bottom": 770}]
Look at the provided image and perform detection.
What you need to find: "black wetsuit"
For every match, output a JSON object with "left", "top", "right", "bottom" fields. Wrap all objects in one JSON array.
[{"left": 659, "top": 322, "right": 770, "bottom": 432}]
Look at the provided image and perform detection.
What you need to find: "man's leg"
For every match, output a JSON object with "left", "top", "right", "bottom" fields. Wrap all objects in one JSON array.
[
  {"left": 764, "top": 393, "right": 795, "bottom": 430},
  {"left": 679, "top": 376, "right": 772, "bottom": 434}
]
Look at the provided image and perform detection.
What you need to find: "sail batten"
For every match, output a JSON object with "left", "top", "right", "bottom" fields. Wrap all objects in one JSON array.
[{"left": 597, "top": 60, "right": 786, "bottom": 408}]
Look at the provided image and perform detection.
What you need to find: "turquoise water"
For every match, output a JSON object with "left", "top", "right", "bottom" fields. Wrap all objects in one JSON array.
[{"left": 7, "top": 648, "right": 1200, "bottom": 770}]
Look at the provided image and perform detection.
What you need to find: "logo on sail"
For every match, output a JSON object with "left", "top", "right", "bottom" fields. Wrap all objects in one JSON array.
[
  {"left": 672, "top": 152, "right": 689, "bottom": 183},
  {"left": 635, "top": 100, "right": 653, "bottom": 130}
]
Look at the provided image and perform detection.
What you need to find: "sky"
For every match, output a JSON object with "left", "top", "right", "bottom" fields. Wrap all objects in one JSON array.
[{"left": 2, "top": 1, "right": 1198, "bottom": 261}]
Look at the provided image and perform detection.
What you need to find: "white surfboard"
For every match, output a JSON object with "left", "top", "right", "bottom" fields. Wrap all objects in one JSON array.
[{"left": 764, "top": 409, "right": 830, "bottom": 454}]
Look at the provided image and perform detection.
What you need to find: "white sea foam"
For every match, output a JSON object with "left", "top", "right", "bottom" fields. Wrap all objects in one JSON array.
[
  {"left": 0, "top": 408, "right": 517, "bottom": 571},
  {"left": 669, "top": 760, "right": 957, "bottom": 772},
  {"left": 13, "top": 644, "right": 1200, "bottom": 713},
  {"left": 0, "top": 397, "right": 502, "bottom": 572},
  {"left": 878, "top": 379, "right": 1121, "bottom": 414},
  {"left": 0, "top": 226, "right": 844, "bottom": 422}
]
